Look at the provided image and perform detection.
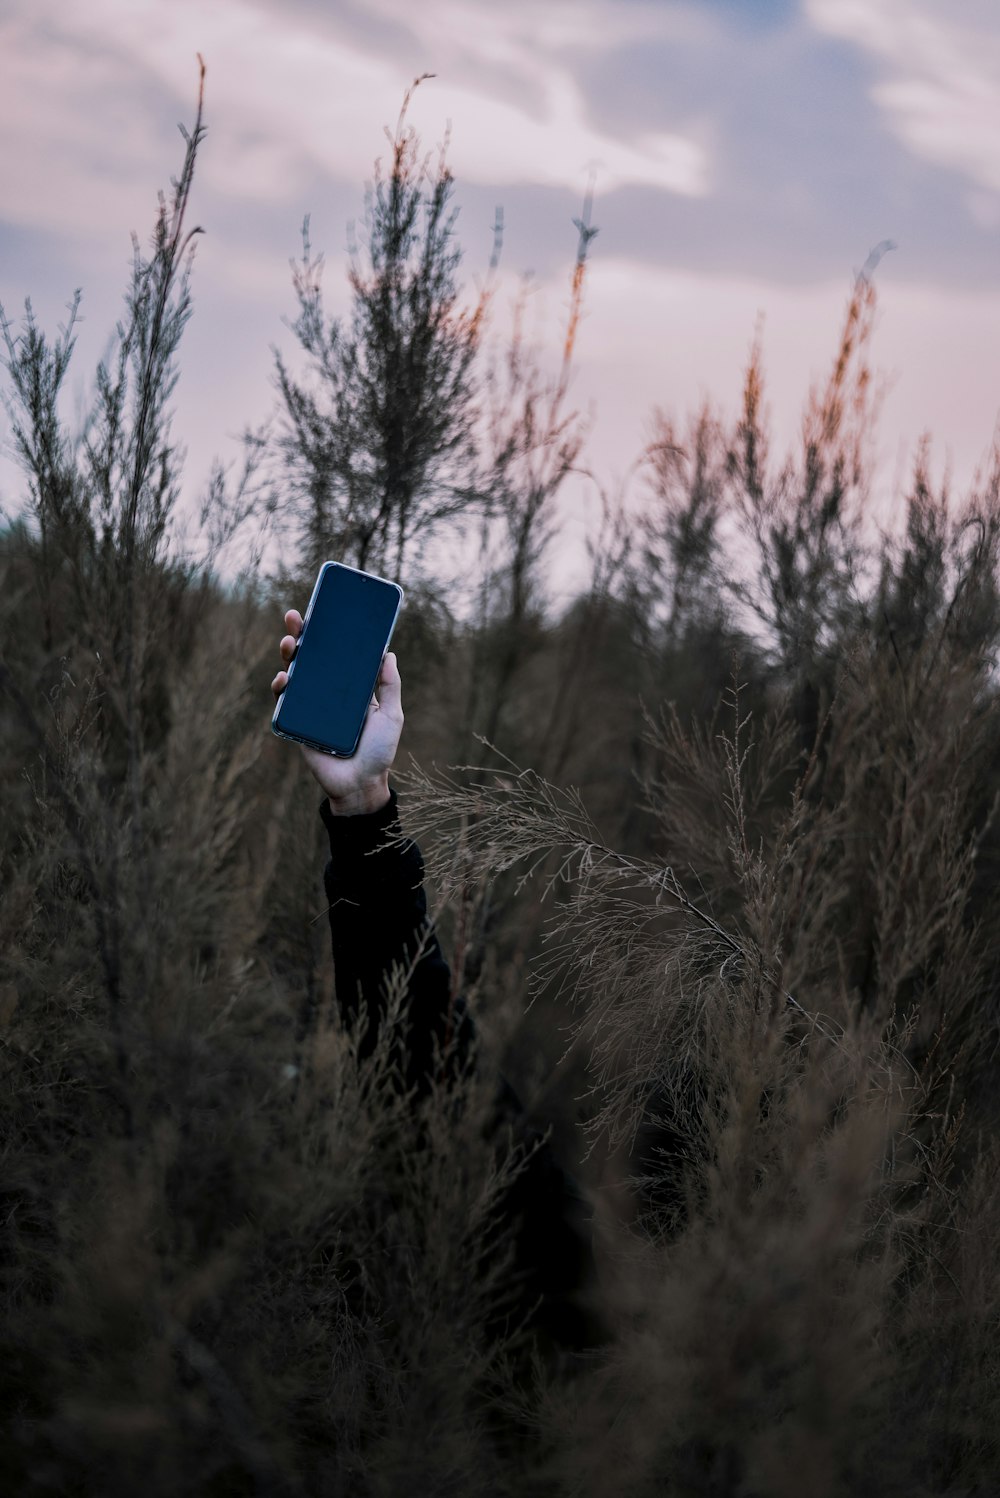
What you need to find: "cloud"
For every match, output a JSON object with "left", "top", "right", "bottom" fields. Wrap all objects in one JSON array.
[
  {"left": 807, "top": 0, "right": 1000, "bottom": 198},
  {"left": 0, "top": 12, "right": 170, "bottom": 239},
  {"left": 3, "top": 0, "right": 998, "bottom": 556},
  {"left": 0, "top": 0, "right": 708, "bottom": 240},
  {"left": 364, "top": 0, "right": 710, "bottom": 195},
  {"left": 400, "top": 0, "right": 711, "bottom": 194}
]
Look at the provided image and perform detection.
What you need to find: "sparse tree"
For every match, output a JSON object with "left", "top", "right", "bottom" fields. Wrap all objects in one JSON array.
[
  {"left": 274, "top": 75, "right": 498, "bottom": 578},
  {"left": 727, "top": 247, "right": 894, "bottom": 686},
  {"left": 639, "top": 401, "right": 728, "bottom": 639}
]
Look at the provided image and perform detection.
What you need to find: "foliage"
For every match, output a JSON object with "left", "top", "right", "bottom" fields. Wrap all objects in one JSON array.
[
  {"left": 2, "top": 81, "right": 1000, "bottom": 1498},
  {"left": 273, "top": 75, "right": 496, "bottom": 579}
]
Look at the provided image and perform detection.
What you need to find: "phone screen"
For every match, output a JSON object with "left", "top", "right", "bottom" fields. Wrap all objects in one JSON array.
[{"left": 272, "top": 562, "right": 403, "bottom": 756}]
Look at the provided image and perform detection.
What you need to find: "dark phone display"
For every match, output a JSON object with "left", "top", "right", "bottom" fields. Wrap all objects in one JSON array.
[{"left": 273, "top": 564, "right": 402, "bottom": 755}]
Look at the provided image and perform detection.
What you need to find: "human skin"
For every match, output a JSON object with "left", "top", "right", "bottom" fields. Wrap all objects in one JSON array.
[{"left": 270, "top": 608, "right": 404, "bottom": 817}]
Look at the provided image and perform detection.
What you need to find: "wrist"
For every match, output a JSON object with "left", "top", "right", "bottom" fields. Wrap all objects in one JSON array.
[{"left": 325, "top": 775, "right": 391, "bottom": 818}]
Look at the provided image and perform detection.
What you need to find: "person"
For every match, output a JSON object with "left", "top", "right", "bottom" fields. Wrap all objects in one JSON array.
[{"left": 271, "top": 609, "right": 604, "bottom": 1357}]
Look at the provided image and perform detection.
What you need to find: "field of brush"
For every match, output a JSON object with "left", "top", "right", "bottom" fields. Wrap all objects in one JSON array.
[{"left": 2, "top": 88, "right": 999, "bottom": 1496}]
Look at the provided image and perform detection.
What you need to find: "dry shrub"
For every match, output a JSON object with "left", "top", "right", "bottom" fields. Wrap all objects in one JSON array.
[
  {"left": 399, "top": 618, "right": 1000, "bottom": 1492},
  {"left": 3, "top": 76, "right": 1000, "bottom": 1498}
]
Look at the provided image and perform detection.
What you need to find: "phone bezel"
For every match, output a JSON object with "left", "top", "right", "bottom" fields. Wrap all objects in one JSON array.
[{"left": 270, "top": 560, "right": 404, "bottom": 758}]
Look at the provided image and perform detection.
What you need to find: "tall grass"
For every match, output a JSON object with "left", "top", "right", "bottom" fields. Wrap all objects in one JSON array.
[{"left": 2, "top": 80, "right": 1000, "bottom": 1496}]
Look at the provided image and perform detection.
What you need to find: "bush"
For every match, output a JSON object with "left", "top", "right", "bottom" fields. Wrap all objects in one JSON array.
[{"left": 2, "top": 75, "right": 999, "bottom": 1496}]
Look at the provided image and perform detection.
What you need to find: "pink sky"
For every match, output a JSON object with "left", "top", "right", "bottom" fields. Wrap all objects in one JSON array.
[{"left": 2, "top": 0, "right": 999, "bottom": 595}]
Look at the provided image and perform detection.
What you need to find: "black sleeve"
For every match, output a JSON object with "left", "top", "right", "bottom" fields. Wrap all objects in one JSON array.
[
  {"left": 320, "top": 790, "right": 476, "bottom": 1096},
  {"left": 320, "top": 791, "right": 605, "bottom": 1351}
]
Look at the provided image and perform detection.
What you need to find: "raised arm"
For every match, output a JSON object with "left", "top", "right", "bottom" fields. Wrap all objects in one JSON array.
[
  {"left": 271, "top": 609, "right": 474, "bottom": 1093},
  {"left": 271, "top": 607, "right": 604, "bottom": 1351}
]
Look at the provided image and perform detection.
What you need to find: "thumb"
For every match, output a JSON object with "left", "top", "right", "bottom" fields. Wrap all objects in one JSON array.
[{"left": 378, "top": 651, "right": 403, "bottom": 720}]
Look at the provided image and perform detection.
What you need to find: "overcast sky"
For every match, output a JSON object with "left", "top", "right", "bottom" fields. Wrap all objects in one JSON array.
[{"left": 2, "top": 0, "right": 1000, "bottom": 589}]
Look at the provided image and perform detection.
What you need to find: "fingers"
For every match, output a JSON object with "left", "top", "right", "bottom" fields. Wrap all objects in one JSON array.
[
  {"left": 279, "top": 608, "right": 303, "bottom": 669},
  {"left": 279, "top": 608, "right": 302, "bottom": 662},
  {"left": 377, "top": 651, "right": 403, "bottom": 721},
  {"left": 271, "top": 669, "right": 288, "bottom": 701}
]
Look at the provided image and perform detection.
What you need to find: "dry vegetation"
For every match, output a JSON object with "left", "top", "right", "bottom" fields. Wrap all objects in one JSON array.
[{"left": 2, "top": 77, "right": 1000, "bottom": 1496}]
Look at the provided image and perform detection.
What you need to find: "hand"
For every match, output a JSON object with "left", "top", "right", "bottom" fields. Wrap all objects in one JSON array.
[{"left": 271, "top": 608, "right": 404, "bottom": 816}]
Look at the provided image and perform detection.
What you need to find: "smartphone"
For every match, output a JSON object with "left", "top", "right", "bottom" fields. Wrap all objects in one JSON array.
[{"left": 271, "top": 561, "right": 404, "bottom": 757}]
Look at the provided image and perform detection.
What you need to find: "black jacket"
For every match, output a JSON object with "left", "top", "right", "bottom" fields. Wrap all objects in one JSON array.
[{"left": 320, "top": 790, "right": 603, "bottom": 1352}]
